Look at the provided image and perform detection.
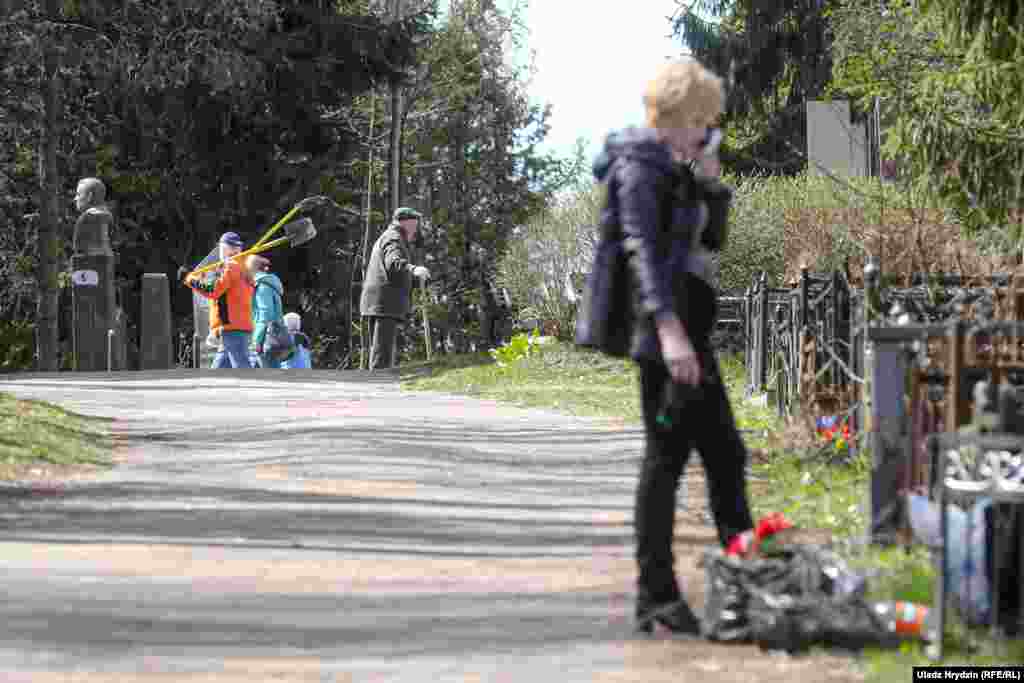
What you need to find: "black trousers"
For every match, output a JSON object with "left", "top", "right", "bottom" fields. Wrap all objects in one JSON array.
[
  {"left": 634, "top": 354, "right": 755, "bottom": 613},
  {"left": 368, "top": 316, "right": 400, "bottom": 371}
]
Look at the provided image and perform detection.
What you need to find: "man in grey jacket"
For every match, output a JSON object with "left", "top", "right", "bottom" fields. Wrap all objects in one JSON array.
[{"left": 359, "top": 207, "right": 431, "bottom": 370}]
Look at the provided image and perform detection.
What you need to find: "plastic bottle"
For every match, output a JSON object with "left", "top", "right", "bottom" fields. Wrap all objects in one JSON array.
[{"left": 872, "top": 601, "right": 937, "bottom": 641}]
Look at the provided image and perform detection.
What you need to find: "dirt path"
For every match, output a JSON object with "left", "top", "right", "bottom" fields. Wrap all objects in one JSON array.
[{"left": 0, "top": 370, "right": 866, "bottom": 682}]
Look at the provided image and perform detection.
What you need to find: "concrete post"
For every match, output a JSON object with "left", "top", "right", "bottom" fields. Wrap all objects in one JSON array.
[
  {"left": 193, "top": 293, "right": 213, "bottom": 369},
  {"left": 71, "top": 252, "right": 116, "bottom": 371},
  {"left": 140, "top": 273, "right": 173, "bottom": 369},
  {"left": 111, "top": 305, "right": 128, "bottom": 370}
]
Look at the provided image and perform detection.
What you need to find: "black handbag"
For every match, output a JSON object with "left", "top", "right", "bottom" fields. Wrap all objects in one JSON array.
[
  {"left": 574, "top": 230, "right": 633, "bottom": 358},
  {"left": 264, "top": 320, "right": 296, "bottom": 362}
]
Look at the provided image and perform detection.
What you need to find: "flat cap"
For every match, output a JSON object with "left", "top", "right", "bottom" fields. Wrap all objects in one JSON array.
[{"left": 392, "top": 207, "right": 422, "bottom": 221}]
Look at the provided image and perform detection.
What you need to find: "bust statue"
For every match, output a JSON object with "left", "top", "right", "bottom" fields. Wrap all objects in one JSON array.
[{"left": 72, "top": 177, "right": 113, "bottom": 256}]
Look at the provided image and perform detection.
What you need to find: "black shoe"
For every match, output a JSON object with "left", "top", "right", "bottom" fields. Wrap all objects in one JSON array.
[{"left": 635, "top": 599, "right": 702, "bottom": 637}]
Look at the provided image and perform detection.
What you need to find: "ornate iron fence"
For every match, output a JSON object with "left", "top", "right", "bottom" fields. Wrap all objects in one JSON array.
[{"left": 738, "top": 268, "right": 864, "bottom": 421}]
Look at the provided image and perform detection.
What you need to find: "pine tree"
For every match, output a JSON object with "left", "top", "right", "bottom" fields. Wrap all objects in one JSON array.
[{"left": 671, "top": 0, "right": 835, "bottom": 175}]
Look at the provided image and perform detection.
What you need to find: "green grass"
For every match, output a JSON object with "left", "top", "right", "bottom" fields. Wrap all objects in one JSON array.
[
  {"left": 0, "top": 392, "right": 113, "bottom": 478},
  {"left": 749, "top": 449, "right": 871, "bottom": 536},
  {"left": 402, "top": 343, "right": 642, "bottom": 421},
  {"left": 402, "top": 341, "right": 1023, "bottom": 672},
  {"left": 402, "top": 342, "right": 779, "bottom": 432}
]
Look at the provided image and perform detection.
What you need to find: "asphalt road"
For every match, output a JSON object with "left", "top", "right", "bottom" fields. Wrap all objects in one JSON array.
[{"left": 0, "top": 370, "right": 865, "bottom": 682}]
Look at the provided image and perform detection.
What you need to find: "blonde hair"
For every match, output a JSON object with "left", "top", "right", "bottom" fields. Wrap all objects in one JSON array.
[
  {"left": 245, "top": 254, "right": 270, "bottom": 273},
  {"left": 643, "top": 58, "right": 725, "bottom": 129}
]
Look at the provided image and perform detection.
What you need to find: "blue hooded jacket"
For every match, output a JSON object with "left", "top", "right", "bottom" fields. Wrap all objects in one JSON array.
[
  {"left": 592, "top": 127, "right": 716, "bottom": 361},
  {"left": 251, "top": 271, "right": 285, "bottom": 348}
]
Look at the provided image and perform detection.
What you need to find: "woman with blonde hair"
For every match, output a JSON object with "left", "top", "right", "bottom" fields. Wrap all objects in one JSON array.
[
  {"left": 246, "top": 254, "right": 288, "bottom": 369},
  {"left": 591, "top": 57, "right": 754, "bottom": 635}
]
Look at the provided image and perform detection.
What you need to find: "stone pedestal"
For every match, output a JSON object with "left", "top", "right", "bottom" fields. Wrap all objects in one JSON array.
[
  {"left": 192, "top": 292, "right": 214, "bottom": 369},
  {"left": 71, "top": 252, "right": 116, "bottom": 371},
  {"left": 140, "top": 273, "right": 173, "bottom": 370}
]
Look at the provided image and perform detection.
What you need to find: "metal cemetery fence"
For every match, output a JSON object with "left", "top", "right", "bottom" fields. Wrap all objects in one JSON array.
[{"left": 739, "top": 268, "right": 864, "bottom": 424}]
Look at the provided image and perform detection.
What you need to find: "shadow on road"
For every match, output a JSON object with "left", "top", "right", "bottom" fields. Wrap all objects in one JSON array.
[
  {"left": 1, "top": 476, "right": 644, "bottom": 558},
  {"left": 1, "top": 585, "right": 627, "bottom": 658}
]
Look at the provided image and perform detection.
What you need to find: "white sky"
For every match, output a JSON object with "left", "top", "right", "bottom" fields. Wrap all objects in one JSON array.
[{"left": 510, "top": 1, "right": 685, "bottom": 163}]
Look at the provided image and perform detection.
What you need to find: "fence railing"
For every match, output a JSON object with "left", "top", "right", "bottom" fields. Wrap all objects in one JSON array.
[
  {"left": 730, "top": 265, "right": 1024, "bottom": 438},
  {"left": 733, "top": 268, "right": 864, "bottom": 423}
]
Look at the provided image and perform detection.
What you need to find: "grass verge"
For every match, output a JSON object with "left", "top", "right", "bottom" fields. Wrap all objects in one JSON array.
[
  {"left": 0, "top": 391, "right": 113, "bottom": 480},
  {"left": 401, "top": 341, "right": 1023, "bottom": 673},
  {"left": 402, "top": 344, "right": 641, "bottom": 422},
  {"left": 402, "top": 343, "right": 777, "bottom": 435}
]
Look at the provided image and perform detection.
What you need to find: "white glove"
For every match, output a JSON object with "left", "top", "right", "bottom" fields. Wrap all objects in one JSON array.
[{"left": 412, "top": 266, "right": 431, "bottom": 280}]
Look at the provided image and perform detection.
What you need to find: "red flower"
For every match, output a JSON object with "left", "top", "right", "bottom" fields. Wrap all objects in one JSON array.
[{"left": 820, "top": 422, "right": 853, "bottom": 443}]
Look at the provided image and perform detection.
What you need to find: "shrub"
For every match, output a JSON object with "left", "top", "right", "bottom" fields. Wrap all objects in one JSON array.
[
  {"left": 0, "top": 320, "right": 34, "bottom": 372},
  {"left": 773, "top": 173, "right": 1005, "bottom": 285},
  {"left": 717, "top": 174, "right": 788, "bottom": 292},
  {"left": 496, "top": 185, "right": 601, "bottom": 341},
  {"left": 488, "top": 329, "right": 541, "bottom": 367},
  {"left": 720, "top": 172, "right": 1011, "bottom": 290}
]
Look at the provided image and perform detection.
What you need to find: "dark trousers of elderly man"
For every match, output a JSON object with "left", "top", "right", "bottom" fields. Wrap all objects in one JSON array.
[{"left": 367, "top": 316, "right": 404, "bottom": 371}]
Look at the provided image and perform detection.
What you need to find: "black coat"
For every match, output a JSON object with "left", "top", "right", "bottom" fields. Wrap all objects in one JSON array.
[{"left": 591, "top": 127, "right": 718, "bottom": 363}]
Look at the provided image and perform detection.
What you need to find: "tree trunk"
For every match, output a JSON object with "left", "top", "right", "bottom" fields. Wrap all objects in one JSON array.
[
  {"left": 387, "top": 0, "right": 405, "bottom": 217},
  {"left": 356, "top": 90, "right": 378, "bottom": 370},
  {"left": 453, "top": 112, "right": 473, "bottom": 350},
  {"left": 36, "top": 1, "right": 62, "bottom": 371},
  {"left": 389, "top": 84, "right": 404, "bottom": 216}
]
